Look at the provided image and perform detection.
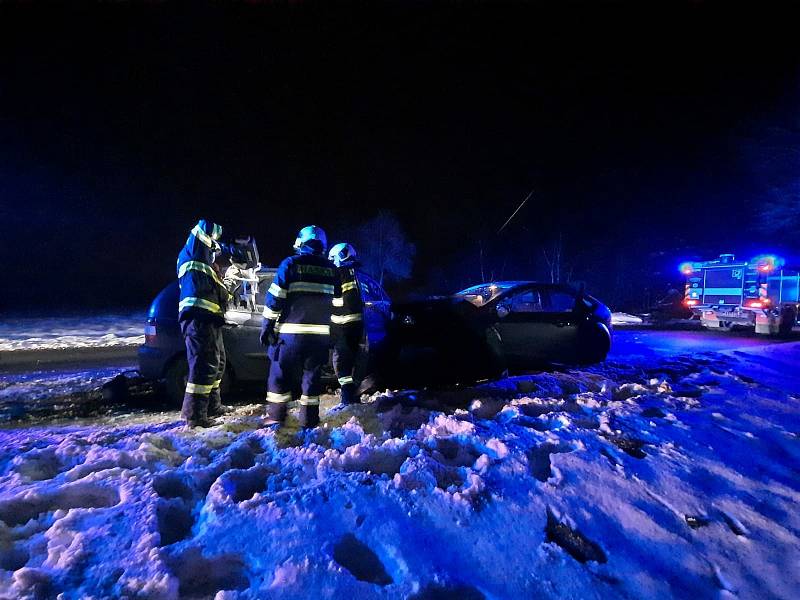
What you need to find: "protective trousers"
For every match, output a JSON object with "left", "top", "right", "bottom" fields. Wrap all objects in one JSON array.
[
  {"left": 266, "top": 334, "right": 328, "bottom": 428},
  {"left": 180, "top": 318, "right": 226, "bottom": 425},
  {"left": 332, "top": 326, "right": 362, "bottom": 405}
]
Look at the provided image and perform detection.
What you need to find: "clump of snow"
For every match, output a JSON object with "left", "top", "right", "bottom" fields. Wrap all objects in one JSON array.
[{"left": 1, "top": 343, "right": 800, "bottom": 598}]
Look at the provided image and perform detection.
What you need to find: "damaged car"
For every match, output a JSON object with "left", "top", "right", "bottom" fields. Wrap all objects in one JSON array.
[{"left": 381, "top": 281, "right": 612, "bottom": 387}]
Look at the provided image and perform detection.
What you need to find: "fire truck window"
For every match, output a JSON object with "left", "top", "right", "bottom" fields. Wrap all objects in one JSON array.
[
  {"left": 548, "top": 291, "right": 576, "bottom": 313},
  {"left": 509, "top": 290, "right": 544, "bottom": 313}
]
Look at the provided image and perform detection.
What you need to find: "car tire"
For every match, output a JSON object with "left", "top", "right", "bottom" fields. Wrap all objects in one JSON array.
[
  {"left": 778, "top": 305, "right": 797, "bottom": 338},
  {"left": 163, "top": 356, "right": 189, "bottom": 407},
  {"left": 577, "top": 322, "right": 611, "bottom": 365}
]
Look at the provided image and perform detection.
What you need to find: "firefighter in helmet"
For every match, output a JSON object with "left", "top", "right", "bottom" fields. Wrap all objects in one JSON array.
[
  {"left": 177, "top": 219, "right": 232, "bottom": 428},
  {"left": 260, "top": 225, "right": 342, "bottom": 428},
  {"left": 328, "top": 242, "right": 364, "bottom": 410}
]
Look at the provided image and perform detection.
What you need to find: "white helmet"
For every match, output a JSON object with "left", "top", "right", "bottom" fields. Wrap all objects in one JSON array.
[
  {"left": 293, "top": 225, "right": 327, "bottom": 253},
  {"left": 328, "top": 242, "right": 357, "bottom": 267}
]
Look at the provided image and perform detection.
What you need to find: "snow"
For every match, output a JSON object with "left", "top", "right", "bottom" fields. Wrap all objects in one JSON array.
[
  {"left": 1, "top": 344, "right": 799, "bottom": 598},
  {"left": 0, "top": 313, "right": 145, "bottom": 351},
  {"left": 611, "top": 312, "right": 643, "bottom": 325}
]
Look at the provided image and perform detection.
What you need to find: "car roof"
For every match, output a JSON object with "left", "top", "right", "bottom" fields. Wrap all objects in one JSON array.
[
  {"left": 458, "top": 281, "right": 576, "bottom": 293},
  {"left": 489, "top": 280, "right": 571, "bottom": 288}
]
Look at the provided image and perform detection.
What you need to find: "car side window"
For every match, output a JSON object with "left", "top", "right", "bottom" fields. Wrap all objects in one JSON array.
[
  {"left": 548, "top": 291, "right": 576, "bottom": 312},
  {"left": 509, "top": 290, "right": 544, "bottom": 313}
]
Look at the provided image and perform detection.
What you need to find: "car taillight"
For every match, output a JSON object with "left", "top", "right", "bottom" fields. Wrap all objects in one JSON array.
[{"left": 145, "top": 321, "right": 158, "bottom": 345}]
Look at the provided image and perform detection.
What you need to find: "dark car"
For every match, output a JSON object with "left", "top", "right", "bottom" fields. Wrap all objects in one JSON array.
[
  {"left": 138, "top": 267, "right": 392, "bottom": 404},
  {"left": 383, "top": 281, "right": 612, "bottom": 386}
]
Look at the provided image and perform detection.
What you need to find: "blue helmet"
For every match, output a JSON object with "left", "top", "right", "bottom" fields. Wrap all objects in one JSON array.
[
  {"left": 193, "top": 219, "right": 223, "bottom": 252},
  {"left": 293, "top": 225, "right": 327, "bottom": 254},
  {"left": 328, "top": 242, "right": 357, "bottom": 267}
]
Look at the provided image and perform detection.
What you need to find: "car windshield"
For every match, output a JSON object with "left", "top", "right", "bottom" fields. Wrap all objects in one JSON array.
[{"left": 454, "top": 283, "right": 518, "bottom": 307}]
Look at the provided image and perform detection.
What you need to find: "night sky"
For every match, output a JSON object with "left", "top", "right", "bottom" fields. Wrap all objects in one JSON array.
[{"left": 1, "top": 2, "right": 798, "bottom": 313}]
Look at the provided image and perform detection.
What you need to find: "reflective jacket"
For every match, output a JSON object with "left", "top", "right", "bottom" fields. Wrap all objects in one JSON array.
[
  {"left": 177, "top": 220, "right": 231, "bottom": 323},
  {"left": 331, "top": 261, "right": 364, "bottom": 336},
  {"left": 262, "top": 249, "right": 346, "bottom": 336}
]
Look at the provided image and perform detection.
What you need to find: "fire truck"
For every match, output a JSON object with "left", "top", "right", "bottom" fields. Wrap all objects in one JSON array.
[{"left": 680, "top": 253, "right": 799, "bottom": 335}]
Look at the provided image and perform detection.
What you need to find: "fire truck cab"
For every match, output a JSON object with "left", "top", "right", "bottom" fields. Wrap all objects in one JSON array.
[{"left": 681, "top": 253, "right": 799, "bottom": 336}]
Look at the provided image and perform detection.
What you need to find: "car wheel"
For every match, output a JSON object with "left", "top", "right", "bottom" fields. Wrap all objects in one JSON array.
[
  {"left": 163, "top": 356, "right": 189, "bottom": 407},
  {"left": 577, "top": 322, "right": 611, "bottom": 365},
  {"left": 778, "top": 305, "right": 797, "bottom": 338}
]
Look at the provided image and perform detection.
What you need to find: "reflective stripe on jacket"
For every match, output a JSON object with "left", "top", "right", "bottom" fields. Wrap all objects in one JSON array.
[
  {"left": 177, "top": 220, "right": 230, "bottom": 322},
  {"left": 331, "top": 264, "right": 364, "bottom": 332},
  {"left": 262, "top": 252, "right": 341, "bottom": 336}
]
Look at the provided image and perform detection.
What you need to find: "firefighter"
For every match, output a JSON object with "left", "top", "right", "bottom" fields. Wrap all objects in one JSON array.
[
  {"left": 177, "top": 219, "right": 232, "bottom": 428},
  {"left": 260, "top": 225, "right": 340, "bottom": 428},
  {"left": 328, "top": 242, "right": 364, "bottom": 409}
]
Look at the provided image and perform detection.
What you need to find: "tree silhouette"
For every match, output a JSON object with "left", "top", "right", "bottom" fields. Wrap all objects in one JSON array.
[
  {"left": 742, "top": 94, "right": 800, "bottom": 235},
  {"left": 351, "top": 211, "right": 416, "bottom": 285}
]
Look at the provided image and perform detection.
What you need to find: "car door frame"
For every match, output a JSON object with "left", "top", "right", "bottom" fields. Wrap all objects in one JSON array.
[{"left": 489, "top": 284, "right": 582, "bottom": 366}]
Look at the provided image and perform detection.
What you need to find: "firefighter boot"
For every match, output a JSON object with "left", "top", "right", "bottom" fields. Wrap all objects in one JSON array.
[
  {"left": 181, "top": 395, "right": 213, "bottom": 429},
  {"left": 264, "top": 401, "right": 288, "bottom": 427},
  {"left": 327, "top": 384, "right": 359, "bottom": 415},
  {"left": 340, "top": 383, "right": 359, "bottom": 406},
  {"left": 298, "top": 404, "right": 319, "bottom": 429},
  {"left": 207, "top": 390, "right": 232, "bottom": 418}
]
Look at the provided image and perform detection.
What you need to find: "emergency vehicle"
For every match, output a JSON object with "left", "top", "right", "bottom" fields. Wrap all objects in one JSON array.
[{"left": 680, "top": 254, "right": 799, "bottom": 335}]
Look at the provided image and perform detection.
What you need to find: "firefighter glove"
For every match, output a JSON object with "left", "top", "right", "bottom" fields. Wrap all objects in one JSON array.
[{"left": 260, "top": 320, "right": 277, "bottom": 347}]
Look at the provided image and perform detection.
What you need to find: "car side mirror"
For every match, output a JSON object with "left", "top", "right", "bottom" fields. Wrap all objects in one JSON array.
[{"left": 496, "top": 303, "right": 510, "bottom": 319}]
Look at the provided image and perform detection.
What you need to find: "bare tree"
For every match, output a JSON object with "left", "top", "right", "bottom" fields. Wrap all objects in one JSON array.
[
  {"left": 352, "top": 211, "right": 416, "bottom": 285},
  {"left": 542, "top": 232, "right": 573, "bottom": 283}
]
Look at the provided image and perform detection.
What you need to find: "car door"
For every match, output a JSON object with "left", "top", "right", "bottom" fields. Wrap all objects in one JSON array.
[
  {"left": 493, "top": 286, "right": 580, "bottom": 366},
  {"left": 541, "top": 288, "right": 582, "bottom": 361},
  {"left": 357, "top": 271, "right": 391, "bottom": 350}
]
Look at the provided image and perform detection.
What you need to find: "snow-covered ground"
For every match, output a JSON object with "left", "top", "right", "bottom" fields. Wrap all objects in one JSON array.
[
  {"left": 611, "top": 312, "right": 643, "bottom": 325},
  {"left": 1, "top": 343, "right": 799, "bottom": 599},
  {"left": 0, "top": 313, "right": 145, "bottom": 352}
]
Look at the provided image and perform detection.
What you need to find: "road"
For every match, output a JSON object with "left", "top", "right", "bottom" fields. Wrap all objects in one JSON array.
[
  {"left": 1, "top": 328, "right": 796, "bottom": 425},
  {"left": 608, "top": 327, "right": 796, "bottom": 360}
]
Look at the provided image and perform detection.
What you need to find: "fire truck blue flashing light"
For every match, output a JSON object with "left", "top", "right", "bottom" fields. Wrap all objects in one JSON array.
[{"left": 679, "top": 262, "right": 694, "bottom": 275}]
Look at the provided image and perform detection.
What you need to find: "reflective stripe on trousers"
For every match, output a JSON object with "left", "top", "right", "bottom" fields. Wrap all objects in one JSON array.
[
  {"left": 266, "top": 391, "right": 292, "bottom": 403},
  {"left": 186, "top": 382, "right": 213, "bottom": 394}
]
